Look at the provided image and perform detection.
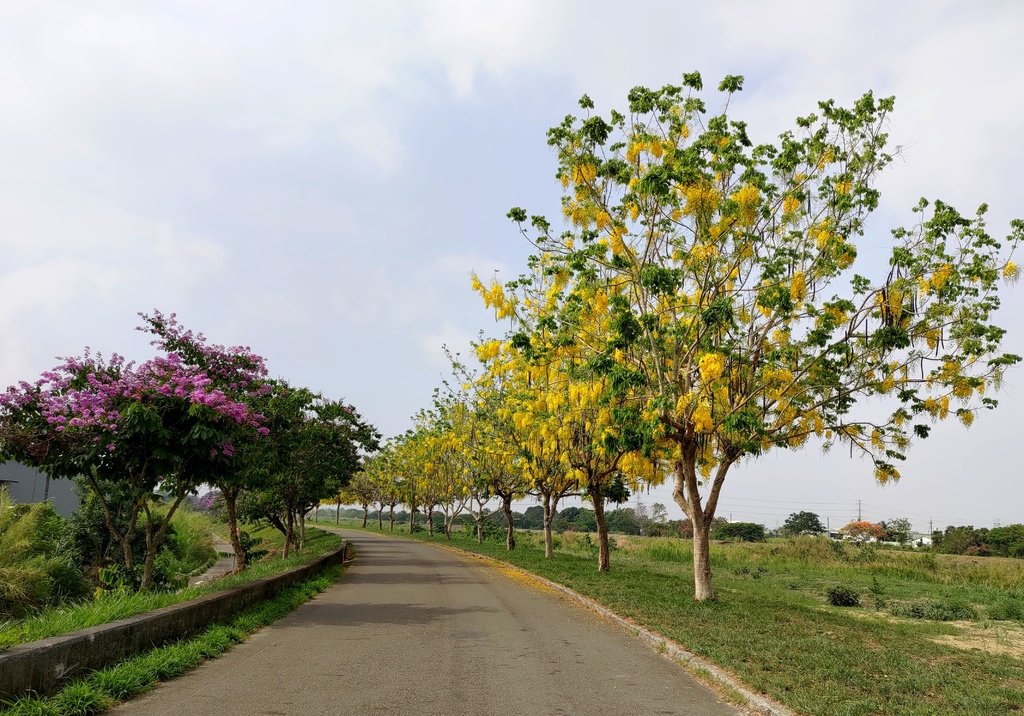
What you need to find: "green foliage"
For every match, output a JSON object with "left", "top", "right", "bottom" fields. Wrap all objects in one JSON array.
[
  {"left": 881, "top": 517, "right": 913, "bottom": 545},
  {"left": 375, "top": 525, "right": 1024, "bottom": 714},
  {"left": 889, "top": 598, "right": 977, "bottom": 621},
  {"left": 712, "top": 522, "right": 766, "bottom": 542},
  {"left": 781, "top": 511, "right": 825, "bottom": 536},
  {"left": 933, "top": 523, "right": 1024, "bottom": 557},
  {"left": 70, "top": 488, "right": 216, "bottom": 592},
  {"left": 0, "top": 489, "right": 89, "bottom": 618},
  {"left": 825, "top": 585, "right": 861, "bottom": 607},
  {"left": 0, "top": 567, "right": 340, "bottom": 715},
  {"left": 0, "top": 527, "right": 341, "bottom": 650},
  {"left": 238, "top": 531, "right": 268, "bottom": 564},
  {"left": 987, "top": 596, "right": 1024, "bottom": 622}
]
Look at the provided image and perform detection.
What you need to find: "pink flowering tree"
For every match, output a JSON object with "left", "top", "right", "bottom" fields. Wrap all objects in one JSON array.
[
  {"left": 0, "top": 313, "right": 269, "bottom": 590},
  {"left": 137, "top": 311, "right": 272, "bottom": 571}
]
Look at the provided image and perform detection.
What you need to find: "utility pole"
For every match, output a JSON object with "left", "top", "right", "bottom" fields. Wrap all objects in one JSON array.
[{"left": 857, "top": 500, "right": 862, "bottom": 521}]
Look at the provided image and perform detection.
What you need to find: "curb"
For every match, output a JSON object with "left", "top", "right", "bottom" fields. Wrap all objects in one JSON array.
[{"left": 0, "top": 541, "right": 348, "bottom": 701}]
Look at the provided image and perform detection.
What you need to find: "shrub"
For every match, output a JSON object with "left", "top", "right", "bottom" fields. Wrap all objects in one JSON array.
[
  {"left": 712, "top": 522, "right": 766, "bottom": 542},
  {"left": 826, "top": 585, "right": 861, "bottom": 607},
  {"left": 889, "top": 599, "right": 977, "bottom": 621},
  {"left": 239, "top": 531, "right": 268, "bottom": 564},
  {"left": 0, "top": 489, "right": 90, "bottom": 617},
  {"left": 986, "top": 597, "right": 1024, "bottom": 622}
]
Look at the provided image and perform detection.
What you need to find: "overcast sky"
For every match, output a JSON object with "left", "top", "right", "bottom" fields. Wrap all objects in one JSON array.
[{"left": 3, "top": 1, "right": 1022, "bottom": 532}]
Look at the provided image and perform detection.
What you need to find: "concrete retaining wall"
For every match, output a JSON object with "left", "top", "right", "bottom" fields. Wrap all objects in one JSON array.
[{"left": 0, "top": 542, "right": 347, "bottom": 701}]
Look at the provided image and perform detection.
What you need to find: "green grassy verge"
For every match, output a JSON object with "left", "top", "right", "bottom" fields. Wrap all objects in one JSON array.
[
  {"left": 0, "top": 565, "right": 342, "bottom": 716},
  {"left": 328, "top": 519, "right": 1024, "bottom": 716},
  {"left": 0, "top": 527, "right": 341, "bottom": 651}
]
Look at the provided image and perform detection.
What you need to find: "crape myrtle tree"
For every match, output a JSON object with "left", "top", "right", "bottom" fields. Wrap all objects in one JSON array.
[
  {"left": 136, "top": 311, "right": 271, "bottom": 571},
  {"left": 504, "top": 73, "right": 1020, "bottom": 599},
  {"left": 0, "top": 323, "right": 269, "bottom": 590}
]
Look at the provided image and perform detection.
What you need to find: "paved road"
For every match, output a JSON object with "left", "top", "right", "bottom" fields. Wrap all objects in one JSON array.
[
  {"left": 114, "top": 530, "right": 741, "bottom": 715},
  {"left": 188, "top": 535, "right": 236, "bottom": 587}
]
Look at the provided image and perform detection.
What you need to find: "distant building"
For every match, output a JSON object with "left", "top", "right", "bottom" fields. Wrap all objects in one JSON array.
[
  {"left": 0, "top": 461, "right": 80, "bottom": 517},
  {"left": 910, "top": 532, "right": 933, "bottom": 547}
]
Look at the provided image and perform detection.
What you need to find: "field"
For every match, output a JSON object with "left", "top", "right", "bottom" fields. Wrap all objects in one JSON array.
[{"left": 328, "top": 518, "right": 1024, "bottom": 716}]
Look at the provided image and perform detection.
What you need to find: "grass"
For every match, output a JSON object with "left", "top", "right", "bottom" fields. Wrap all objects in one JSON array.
[
  {"left": 0, "top": 565, "right": 342, "bottom": 716},
  {"left": 330, "top": 518, "right": 1024, "bottom": 716},
  {"left": 0, "top": 526, "right": 342, "bottom": 651}
]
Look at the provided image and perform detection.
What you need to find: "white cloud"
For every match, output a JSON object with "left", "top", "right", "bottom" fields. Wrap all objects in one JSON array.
[{"left": 1, "top": 1, "right": 1022, "bottom": 522}]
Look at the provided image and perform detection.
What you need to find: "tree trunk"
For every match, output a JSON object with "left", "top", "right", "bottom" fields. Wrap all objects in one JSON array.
[
  {"left": 692, "top": 521, "right": 715, "bottom": 601},
  {"left": 589, "top": 483, "right": 610, "bottom": 572},
  {"left": 362, "top": 505, "right": 368, "bottom": 528},
  {"left": 284, "top": 510, "right": 293, "bottom": 559},
  {"left": 427, "top": 505, "right": 434, "bottom": 536},
  {"left": 223, "top": 488, "right": 246, "bottom": 572},
  {"left": 389, "top": 505, "right": 395, "bottom": 532},
  {"left": 409, "top": 507, "right": 417, "bottom": 533},
  {"left": 501, "top": 495, "right": 515, "bottom": 551},
  {"left": 672, "top": 453, "right": 730, "bottom": 602},
  {"left": 86, "top": 472, "right": 137, "bottom": 573},
  {"left": 139, "top": 494, "right": 186, "bottom": 590},
  {"left": 542, "top": 492, "right": 555, "bottom": 559},
  {"left": 141, "top": 525, "right": 156, "bottom": 591},
  {"left": 314, "top": 505, "right": 320, "bottom": 522},
  {"left": 335, "top": 496, "right": 342, "bottom": 525},
  {"left": 475, "top": 515, "right": 484, "bottom": 543},
  {"left": 377, "top": 505, "right": 384, "bottom": 530},
  {"left": 299, "top": 510, "right": 306, "bottom": 550}
]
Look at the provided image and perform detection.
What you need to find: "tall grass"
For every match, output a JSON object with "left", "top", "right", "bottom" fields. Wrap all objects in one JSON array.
[
  {"left": 0, "top": 490, "right": 89, "bottom": 619},
  {"left": 0, "top": 526, "right": 341, "bottom": 651},
  {"left": 0, "top": 567, "right": 341, "bottom": 716}
]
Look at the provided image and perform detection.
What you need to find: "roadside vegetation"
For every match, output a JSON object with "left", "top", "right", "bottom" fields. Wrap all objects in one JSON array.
[
  {"left": 332, "top": 518, "right": 1024, "bottom": 715},
  {"left": 0, "top": 566, "right": 342, "bottom": 716},
  {"left": 0, "top": 526, "right": 341, "bottom": 650},
  {"left": 0, "top": 311, "right": 376, "bottom": 652}
]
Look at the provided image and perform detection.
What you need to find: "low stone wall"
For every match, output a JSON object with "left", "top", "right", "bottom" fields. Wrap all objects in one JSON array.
[{"left": 0, "top": 542, "right": 347, "bottom": 701}]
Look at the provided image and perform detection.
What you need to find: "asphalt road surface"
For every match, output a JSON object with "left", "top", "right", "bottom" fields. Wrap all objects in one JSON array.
[{"left": 113, "top": 530, "right": 741, "bottom": 715}]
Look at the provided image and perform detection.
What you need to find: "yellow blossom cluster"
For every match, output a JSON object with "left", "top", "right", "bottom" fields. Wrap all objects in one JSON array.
[
  {"left": 730, "top": 184, "right": 760, "bottom": 227},
  {"left": 698, "top": 352, "right": 726, "bottom": 382},
  {"left": 680, "top": 183, "right": 720, "bottom": 216}
]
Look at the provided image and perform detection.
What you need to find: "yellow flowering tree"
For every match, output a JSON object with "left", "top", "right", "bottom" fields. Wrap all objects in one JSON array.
[
  {"left": 508, "top": 73, "right": 1020, "bottom": 599},
  {"left": 474, "top": 258, "right": 662, "bottom": 572}
]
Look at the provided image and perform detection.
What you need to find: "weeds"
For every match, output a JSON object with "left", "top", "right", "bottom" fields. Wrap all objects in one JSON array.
[{"left": 0, "top": 567, "right": 340, "bottom": 716}]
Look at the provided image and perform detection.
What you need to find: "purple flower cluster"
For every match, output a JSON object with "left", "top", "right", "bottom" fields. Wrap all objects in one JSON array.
[{"left": 0, "top": 312, "right": 273, "bottom": 458}]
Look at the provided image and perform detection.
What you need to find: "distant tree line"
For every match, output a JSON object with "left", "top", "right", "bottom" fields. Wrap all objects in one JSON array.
[{"left": 931, "top": 524, "right": 1024, "bottom": 557}]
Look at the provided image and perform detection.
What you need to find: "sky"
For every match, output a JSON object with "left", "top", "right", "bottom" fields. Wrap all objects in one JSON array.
[{"left": 2, "top": 1, "right": 1022, "bottom": 533}]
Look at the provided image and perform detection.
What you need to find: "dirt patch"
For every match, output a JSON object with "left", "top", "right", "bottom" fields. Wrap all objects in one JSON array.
[{"left": 932, "top": 621, "right": 1024, "bottom": 659}]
